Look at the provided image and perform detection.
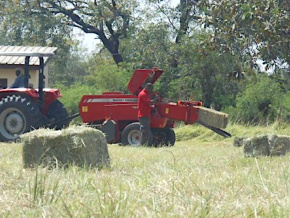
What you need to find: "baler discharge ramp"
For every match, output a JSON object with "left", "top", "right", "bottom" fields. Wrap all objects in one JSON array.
[
  {"left": 196, "top": 106, "right": 231, "bottom": 138},
  {"left": 156, "top": 102, "right": 231, "bottom": 138}
]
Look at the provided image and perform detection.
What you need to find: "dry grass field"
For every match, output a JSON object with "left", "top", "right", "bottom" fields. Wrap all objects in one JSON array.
[{"left": 1, "top": 123, "right": 290, "bottom": 217}]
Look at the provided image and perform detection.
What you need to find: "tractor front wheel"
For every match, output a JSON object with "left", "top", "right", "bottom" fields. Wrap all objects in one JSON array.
[
  {"left": 121, "top": 122, "right": 142, "bottom": 146},
  {"left": 0, "top": 95, "right": 42, "bottom": 142},
  {"left": 47, "top": 100, "right": 69, "bottom": 129}
]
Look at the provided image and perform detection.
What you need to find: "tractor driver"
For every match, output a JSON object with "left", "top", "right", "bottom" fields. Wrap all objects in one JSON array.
[
  {"left": 10, "top": 69, "right": 25, "bottom": 88},
  {"left": 138, "top": 83, "right": 157, "bottom": 146}
]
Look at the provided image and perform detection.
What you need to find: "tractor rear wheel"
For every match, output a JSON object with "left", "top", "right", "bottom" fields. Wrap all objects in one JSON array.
[
  {"left": 121, "top": 122, "right": 142, "bottom": 146},
  {"left": 0, "top": 95, "right": 42, "bottom": 142},
  {"left": 47, "top": 100, "right": 69, "bottom": 129},
  {"left": 152, "top": 128, "right": 176, "bottom": 147}
]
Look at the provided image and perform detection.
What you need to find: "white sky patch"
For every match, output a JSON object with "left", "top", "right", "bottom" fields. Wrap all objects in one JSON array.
[{"left": 72, "top": 28, "right": 100, "bottom": 54}]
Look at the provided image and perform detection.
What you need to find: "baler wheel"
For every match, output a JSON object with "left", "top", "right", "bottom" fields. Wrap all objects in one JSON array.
[
  {"left": 0, "top": 95, "right": 42, "bottom": 142},
  {"left": 152, "top": 128, "right": 175, "bottom": 147},
  {"left": 47, "top": 100, "right": 69, "bottom": 129},
  {"left": 163, "top": 128, "right": 176, "bottom": 146},
  {"left": 121, "top": 122, "right": 142, "bottom": 146}
]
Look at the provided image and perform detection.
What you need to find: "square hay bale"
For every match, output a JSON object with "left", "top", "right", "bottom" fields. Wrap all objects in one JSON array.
[
  {"left": 243, "top": 135, "right": 270, "bottom": 157},
  {"left": 196, "top": 106, "right": 228, "bottom": 129},
  {"left": 234, "top": 134, "right": 290, "bottom": 157},
  {"left": 21, "top": 126, "right": 110, "bottom": 169},
  {"left": 268, "top": 135, "right": 290, "bottom": 156},
  {"left": 233, "top": 137, "right": 245, "bottom": 147}
]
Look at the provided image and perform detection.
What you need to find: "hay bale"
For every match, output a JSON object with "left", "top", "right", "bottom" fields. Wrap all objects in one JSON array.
[
  {"left": 269, "top": 135, "right": 290, "bottom": 156},
  {"left": 243, "top": 135, "right": 270, "bottom": 157},
  {"left": 21, "top": 126, "right": 110, "bottom": 169},
  {"left": 233, "top": 134, "right": 290, "bottom": 157},
  {"left": 196, "top": 106, "right": 228, "bottom": 129},
  {"left": 233, "top": 137, "right": 245, "bottom": 147}
]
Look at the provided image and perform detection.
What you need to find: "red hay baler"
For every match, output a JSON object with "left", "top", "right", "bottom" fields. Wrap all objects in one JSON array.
[{"left": 79, "top": 68, "right": 231, "bottom": 146}]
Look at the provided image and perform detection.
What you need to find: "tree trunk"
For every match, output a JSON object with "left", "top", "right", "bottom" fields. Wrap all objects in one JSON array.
[{"left": 98, "top": 32, "right": 123, "bottom": 65}]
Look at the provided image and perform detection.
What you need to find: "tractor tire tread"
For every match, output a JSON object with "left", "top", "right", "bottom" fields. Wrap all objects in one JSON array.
[
  {"left": 0, "top": 95, "right": 42, "bottom": 142},
  {"left": 47, "top": 99, "right": 69, "bottom": 130}
]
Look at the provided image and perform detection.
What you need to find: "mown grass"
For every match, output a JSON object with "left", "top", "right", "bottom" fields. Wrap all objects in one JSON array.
[{"left": 1, "top": 123, "right": 290, "bottom": 217}]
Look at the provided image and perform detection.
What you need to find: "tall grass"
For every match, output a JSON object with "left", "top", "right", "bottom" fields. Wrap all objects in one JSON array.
[
  {"left": 1, "top": 123, "right": 290, "bottom": 216},
  {"left": 175, "top": 121, "right": 290, "bottom": 141}
]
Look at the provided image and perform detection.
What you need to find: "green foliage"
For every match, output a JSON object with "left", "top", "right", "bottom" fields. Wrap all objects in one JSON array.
[
  {"left": 49, "top": 44, "right": 90, "bottom": 86},
  {"left": 121, "top": 23, "right": 173, "bottom": 69},
  {"left": 177, "top": 32, "right": 241, "bottom": 108},
  {"left": 199, "top": 0, "right": 290, "bottom": 69},
  {"left": 0, "top": 1, "right": 72, "bottom": 47},
  {"left": 226, "top": 75, "right": 284, "bottom": 124},
  {"left": 84, "top": 64, "right": 132, "bottom": 93},
  {"left": 56, "top": 63, "right": 132, "bottom": 116},
  {"left": 57, "top": 84, "right": 102, "bottom": 115},
  {"left": 18, "top": 0, "right": 139, "bottom": 65}
]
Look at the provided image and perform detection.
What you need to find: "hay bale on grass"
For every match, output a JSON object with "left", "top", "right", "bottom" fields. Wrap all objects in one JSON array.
[
  {"left": 21, "top": 126, "right": 110, "bottom": 168},
  {"left": 243, "top": 135, "right": 270, "bottom": 157},
  {"left": 233, "top": 137, "right": 244, "bottom": 147},
  {"left": 268, "top": 135, "right": 290, "bottom": 156},
  {"left": 196, "top": 106, "right": 228, "bottom": 129},
  {"left": 233, "top": 134, "right": 290, "bottom": 157}
]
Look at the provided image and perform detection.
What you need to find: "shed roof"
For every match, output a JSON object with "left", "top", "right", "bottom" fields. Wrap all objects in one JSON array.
[{"left": 0, "top": 46, "right": 57, "bottom": 66}]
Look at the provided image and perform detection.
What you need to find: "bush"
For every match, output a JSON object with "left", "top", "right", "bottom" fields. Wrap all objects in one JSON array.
[
  {"left": 225, "top": 75, "right": 284, "bottom": 124},
  {"left": 58, "top": 84, "right": 102, "bottom": 115},
  {"left": 84, "top": 64, "right": 132, "bottom": 93}
]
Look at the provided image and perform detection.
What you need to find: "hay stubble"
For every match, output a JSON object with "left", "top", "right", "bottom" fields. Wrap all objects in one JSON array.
[{"left": 0, "top": 124, "right": 290, "bottom": 216}]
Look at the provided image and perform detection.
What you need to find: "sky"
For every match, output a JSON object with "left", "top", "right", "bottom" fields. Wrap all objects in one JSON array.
[{"left": 73, "top": 29, "right": 98, "bottom": 53}]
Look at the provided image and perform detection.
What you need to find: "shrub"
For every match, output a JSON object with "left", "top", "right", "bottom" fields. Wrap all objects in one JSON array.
[
  {"left": 58, "top": 84, "right": 102, "bottom": 115},
  {"left": 225, "top": 75, "right": 284, "bottom": 124}
]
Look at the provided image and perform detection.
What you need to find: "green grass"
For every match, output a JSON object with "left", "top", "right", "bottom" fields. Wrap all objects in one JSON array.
[{"left": 1, "top": 123, "right": 290, "bottom": 217}]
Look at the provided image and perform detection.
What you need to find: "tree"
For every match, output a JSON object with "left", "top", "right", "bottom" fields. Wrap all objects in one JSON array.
[
  {"left": 147, "top": 0, "right": 200, "bottom": 43},
  {"left": 14, "top": 0, "right": 139, "bottom": 65},
  {"left": 177, "top": 32, "right": 241, "bottom": 108},
  {"left": 199, "top": 0, "right": 290, "bottom": 70},
  {"left": 0, "top": 1, "right": 71, "bottom": 46},
  {"left": 232, "top": 75, "right": 284, "bottom": 124}
]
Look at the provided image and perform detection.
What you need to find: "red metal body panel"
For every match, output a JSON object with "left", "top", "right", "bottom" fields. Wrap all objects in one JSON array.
[
  {"left": 0, "top": 88, "right": 62, "bottom": 114},
  {"left": 41, "top": 88, "right": 63, "bottom": 114},
  {"left": 79, "top": 93, "right": 139, "bottom": 123},
  {"left": 128, "top": 68, "right": 164, "bottom": 95},
  {"left": 156, "top": 102, "right": 200, "bottom": 124},
  {"left": 0, "top": 88, "right": 39, "bottom": 99},
  {"left": 79, "top": 92, "right": 172, "bottom": 127}
]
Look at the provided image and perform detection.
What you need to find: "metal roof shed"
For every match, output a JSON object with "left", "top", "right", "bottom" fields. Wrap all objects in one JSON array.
[{"left": 0, "top": 46, "right": 57, "bottom": 88}]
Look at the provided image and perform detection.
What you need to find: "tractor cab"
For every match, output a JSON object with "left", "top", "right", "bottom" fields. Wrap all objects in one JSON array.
[{"left": 0, "top": 47, "right": 69, "bottom": 141}]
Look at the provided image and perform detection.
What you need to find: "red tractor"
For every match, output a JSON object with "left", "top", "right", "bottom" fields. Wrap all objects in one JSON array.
[
  {"left": 79, "top": 68, "right": 230, "bottom": 146},
  {"left": 0, "top": 50, "right": 69, "bottom": 141}
]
